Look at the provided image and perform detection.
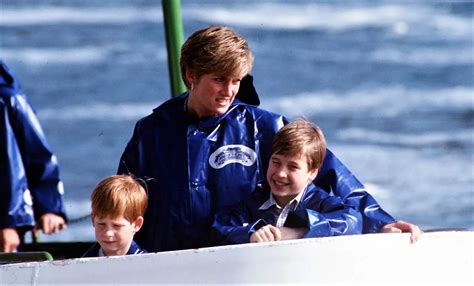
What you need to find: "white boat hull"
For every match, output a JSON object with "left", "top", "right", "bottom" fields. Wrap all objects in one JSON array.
[{"left": 1, "top": 231, "right": 473, "bottom": 285}]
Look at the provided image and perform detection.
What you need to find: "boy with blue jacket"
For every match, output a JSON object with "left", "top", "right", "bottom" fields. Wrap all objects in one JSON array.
[{"left": 213, "top": 120, "right": 362, "bottom": 244}]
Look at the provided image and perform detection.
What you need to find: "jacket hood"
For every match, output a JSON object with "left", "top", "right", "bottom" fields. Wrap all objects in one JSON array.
[
  {"left": 0, "top": 60, "right": 21, "bottom": 97},
  {"left": 236, "top": 74, "right": 260, "bottom": 106}
]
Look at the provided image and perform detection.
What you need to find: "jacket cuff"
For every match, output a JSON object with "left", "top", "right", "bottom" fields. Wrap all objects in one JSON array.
[{"left": 248, "top": 219, "right": 268, "bottom": 234}]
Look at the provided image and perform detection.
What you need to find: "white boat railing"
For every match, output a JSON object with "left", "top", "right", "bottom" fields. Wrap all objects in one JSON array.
[{"left": 1, "top": 231, "right": 473, "bottom": 285}]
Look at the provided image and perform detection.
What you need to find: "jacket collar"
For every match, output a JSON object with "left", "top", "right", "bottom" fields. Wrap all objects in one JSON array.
[
  {"left": 127, "top": 240, "right": 146, "bottom": 255},
  {"left": 259, "top": 186, "right": 308, "bottom": 210},
  {"left": 236, "top": 74, "right": 260, "bottom": 106}
]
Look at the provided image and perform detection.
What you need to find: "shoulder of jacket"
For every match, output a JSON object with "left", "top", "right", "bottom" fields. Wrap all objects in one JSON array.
[
  {"left": 300, "top": 185, "right": 330, "bottom": 206},
  {"left": 147, "top": 95, "right": 186, "bottom": 121},
  {"left": 154, "top": 94, "right": 186, "bottom": 112}
]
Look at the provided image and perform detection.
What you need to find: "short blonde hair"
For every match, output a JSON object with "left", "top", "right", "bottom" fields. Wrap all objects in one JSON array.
[
  {"left": 272, "top": 119, "right": 326, "bottom": 171},
  {"left": 180, "top": 25, "right": 254, "bottom": 89},
  {"left": 91, "top": 175, "right": 147, "bottom": 222}
]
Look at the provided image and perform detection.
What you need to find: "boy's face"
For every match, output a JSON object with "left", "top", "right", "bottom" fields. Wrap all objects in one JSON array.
[
  {"left": 267, "top": 153, "right": 318, "bottom": 207},
  {"left": 93, "top": 215, "right": 143, "bottom": 256}
]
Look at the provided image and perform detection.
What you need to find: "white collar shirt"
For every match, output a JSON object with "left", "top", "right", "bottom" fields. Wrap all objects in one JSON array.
[{"left": 258, "top": 189, "right": 306, "bottom": 228}]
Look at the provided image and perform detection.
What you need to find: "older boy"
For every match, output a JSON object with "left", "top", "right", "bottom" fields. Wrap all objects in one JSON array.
[
  {"left": 82, "top": 175, "right": 148, "bottom": 257},
  {"left": 212, "top": 119, "right": 362, "bottom": 244}
]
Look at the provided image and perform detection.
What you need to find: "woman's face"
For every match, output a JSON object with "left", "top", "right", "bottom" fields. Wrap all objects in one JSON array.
[{"left": 187, "top": 72, "right": 242, "bottom": 118}]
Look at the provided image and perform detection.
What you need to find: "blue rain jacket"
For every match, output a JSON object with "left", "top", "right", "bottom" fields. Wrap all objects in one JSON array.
[
  {"left": 0, "top": 60, "right": 66, "bottom": 230},
  {"left": 211, "top": 184, "right": 362, "bottom": 245},
  {"left": 118, "top": 75, "right": 395, "bottom": 252}
]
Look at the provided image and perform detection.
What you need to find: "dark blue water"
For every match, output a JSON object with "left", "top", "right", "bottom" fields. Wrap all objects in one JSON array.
[{"left": 1, "top": 0, "right": 472, "bottom": 241}]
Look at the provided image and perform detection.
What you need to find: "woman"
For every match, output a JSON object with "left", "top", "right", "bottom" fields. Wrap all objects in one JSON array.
[{"left": 118, "top": 25, "right": 420, "bottom": 252}]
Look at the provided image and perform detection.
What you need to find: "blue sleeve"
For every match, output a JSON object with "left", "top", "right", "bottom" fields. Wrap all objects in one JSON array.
[
  {"left": 211, "top": 202, "right": 267, "bottom": 245},
  {"left": 0, "top": 61, "right": 66, "bottom": 228},
  {"left": 306, "top": 199, "right": 361, "bottom": 237},
  {"left": 287, "top": 188, "right": 362, "bottom": 238},
  {"left": 0, "top": 94, "right": 34, "bottom": 228},
  {"left": 11, "top": 94, "right": 67, "bottom": 221},
  {"left": 314, "top": 149, "right": 395, "bottom": 233}
]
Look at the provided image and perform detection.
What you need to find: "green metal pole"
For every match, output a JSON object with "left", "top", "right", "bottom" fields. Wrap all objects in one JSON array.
[{"left": 162, "top": 0, "right": 187, "bottom": 97}]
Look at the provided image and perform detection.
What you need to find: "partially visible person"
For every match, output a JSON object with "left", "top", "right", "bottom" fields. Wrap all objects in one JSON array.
[
  {"left": 212, "top": 119, "right": 362, "bottom": 244},
  {"left": 82, "top": 175, "right": 147, "bottom": 257},
  {"left": 0, "top": 60, "right": 67, "bottom": 253},
  {"left": 118, "top": 25, "right": 421, "bottom": 252}
]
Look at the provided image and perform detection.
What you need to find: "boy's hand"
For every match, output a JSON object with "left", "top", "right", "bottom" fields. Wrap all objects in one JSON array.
[
  {"left": 280, "top": 227, "right": 306, "bottom": 240},
  {"left": 0, "top": 228, "right": 20, "bottom": 252},
  {"left": 380, "top": 220, "right": 422, "bottom": 243},
  {"left": 37, "top": 213, "right": 67, "bottom": 235},
  {"left": 250, "top": 225, "right": 282, "bottom": 243}
]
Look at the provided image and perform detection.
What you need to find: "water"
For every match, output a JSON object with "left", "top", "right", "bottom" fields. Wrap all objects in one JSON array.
[{"left": 1, "top": 0, "right": 472, "bottom": 242}]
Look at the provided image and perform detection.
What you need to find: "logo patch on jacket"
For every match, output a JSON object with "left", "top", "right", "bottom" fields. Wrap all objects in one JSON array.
[{"left": 209, "top": 145, "right": 257, "bottom": 169}]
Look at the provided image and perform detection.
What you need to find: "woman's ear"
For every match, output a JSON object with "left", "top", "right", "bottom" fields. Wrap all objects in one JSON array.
[
  {"left": 185, "top": 69, "right": 196, "bottom": 87},
  {"left": 132, "top": 216, "right": 144, "bottom": 232}
]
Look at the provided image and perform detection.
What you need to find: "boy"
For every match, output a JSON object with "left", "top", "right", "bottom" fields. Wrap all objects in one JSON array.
[
  {"left": 212, "top": 119, "right": 362, "bottom": 244},
  {"left": 82, "top": 175, "right": 148, "bottom": 257}
]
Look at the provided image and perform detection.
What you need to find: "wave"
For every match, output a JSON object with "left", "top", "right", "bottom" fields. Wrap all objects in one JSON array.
[
  {"left": 39, "top": 101, "right": 160, "bottom": 121},
  {"left": 185, "top": 2, "right": 472, "bottom": 39},
  {"left": 280, "top": 46, "right": 472, "bottom": 67},
  {"left": 2, "top": 45, "right": 469, "bottom": 68},
  {"left": 369, "top": 47, "right": 474, "bottom": 66},
  {"left": 0, "top": 7, "right": 162, "bottom": 26},
  {"left": 1, "top": 3, "right": 471, "bottom": 40},
  {"left": 1, "top": 47, "right": 108, "bottom": 65},
  {"left": 336, "top": 128, "right": 473, "bottom": 148},
  {"left": 0, "top": 46, "right": 168, "bottom": 65},
  {"left": 261, "top": 86, "right": 473, "bottom": 118},
  {"left": 36, "top": 85, "right": 472, "bottom": 122}
]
